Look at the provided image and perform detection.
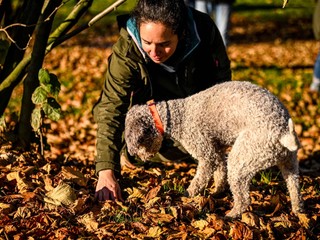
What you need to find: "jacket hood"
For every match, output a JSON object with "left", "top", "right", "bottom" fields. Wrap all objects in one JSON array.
[{"left": 126, "top": 7, "right": 200, "bottom": 67}]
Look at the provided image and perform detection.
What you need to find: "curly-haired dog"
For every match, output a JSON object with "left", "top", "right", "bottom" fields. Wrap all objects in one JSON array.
[{"left": 124, "top": 81, "right": 303, "bottom": 218}]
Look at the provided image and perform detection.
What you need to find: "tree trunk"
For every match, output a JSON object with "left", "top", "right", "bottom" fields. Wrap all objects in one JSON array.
[{"left": 18, "top": 0, "right": 62, "bottom": 148}]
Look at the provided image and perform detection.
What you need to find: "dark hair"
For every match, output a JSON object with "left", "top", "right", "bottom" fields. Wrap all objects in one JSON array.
[{"left": 131, "top": 0, "right": 188, "bottom": 38}]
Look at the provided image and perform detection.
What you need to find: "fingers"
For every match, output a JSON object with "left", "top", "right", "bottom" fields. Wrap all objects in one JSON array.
[
  {"left": 95, "top": 185, "right": 123, "bottom": 202},
  {"left": 95, "top": 187, "right": 114, "bottom": 201}
]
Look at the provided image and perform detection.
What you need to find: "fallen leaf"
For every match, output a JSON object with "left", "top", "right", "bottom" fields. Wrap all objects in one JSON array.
[
  {"left": 61, "top": 166, "right": 87, "bottom": 187},
  {"left": 191, "top": 219, "right": 209, "bottom": 230},
  {"left": 230, "top": 221, "right": 253, "bottom": 240},
  {"left": 146, "top": 226, "right": 163, "bottom": 238},
  {"left": 145, "top": 185, "right": 161, "bottom": 202},
  {"left": 241, "top": 212, "right": 260, "bottom": 228},
  {"left": 44, "top": 182, "right": 76, "bottom": 206},
  {"left": 297, "top": 213, "right": 311, "bottom": 229},
  {"left": 77, "top": 212, "right": 99, "bottom": 232}
]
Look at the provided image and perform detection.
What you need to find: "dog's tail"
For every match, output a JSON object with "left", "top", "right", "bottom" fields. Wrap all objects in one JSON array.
[{"left": 279, "top": 118, "right": 300, "bottom": 152}]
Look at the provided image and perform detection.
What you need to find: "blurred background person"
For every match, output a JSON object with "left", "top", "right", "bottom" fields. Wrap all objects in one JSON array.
[
  {"left": 310, "top": 0, "right": 320, "bottom": 92},
  {"left": 192, "top": 0, "right": 235, "bottom": 47}
]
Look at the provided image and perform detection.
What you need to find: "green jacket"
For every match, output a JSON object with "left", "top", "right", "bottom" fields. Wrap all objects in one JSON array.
[{"left": 93, "top": 8, "right": 231, "bottom": 174}]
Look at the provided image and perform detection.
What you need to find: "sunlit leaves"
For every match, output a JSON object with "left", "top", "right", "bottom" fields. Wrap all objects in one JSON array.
[
  {"left": 43, "top": 98, "right": 61, "bottom": 121},
  {"left": 31, "top": 68, "right": 61, "bottom": 144},
  {"left": 31, "top": 86, "right": 48, "bottom": 105},
  {"left": 31, "top": 108, "right": 41, "bottom": 132}
]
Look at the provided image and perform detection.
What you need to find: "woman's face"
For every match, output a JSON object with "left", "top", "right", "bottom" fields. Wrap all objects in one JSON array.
[{"left": 140, "top": 22, "right": 179, "bottom": 64}]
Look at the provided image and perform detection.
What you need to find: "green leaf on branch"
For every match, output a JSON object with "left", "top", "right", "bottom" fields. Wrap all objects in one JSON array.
[
  {"left": 32, "top": 86, "right": 49, "bottom": 105},
  {"left": 38, "top": 68, "right": 51, "bottom": 85},
  {"left": 38, "top": 69, "right": 61, "bottom": 97},
  {"left": 31, "top": 108, "right": 42, "bottom": 132},
  {"left": 43, "top": 98, "right": 61, "bottom": 121}
]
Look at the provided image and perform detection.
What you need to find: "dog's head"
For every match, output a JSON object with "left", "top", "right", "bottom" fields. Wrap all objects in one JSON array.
[{"left": 125, "top": 106, "right": 163, "bottom": 161}]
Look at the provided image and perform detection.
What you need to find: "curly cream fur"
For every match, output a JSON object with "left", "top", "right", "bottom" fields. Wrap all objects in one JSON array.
[{"left": 124, "top": 81, "right": 303, "bottom": 218}]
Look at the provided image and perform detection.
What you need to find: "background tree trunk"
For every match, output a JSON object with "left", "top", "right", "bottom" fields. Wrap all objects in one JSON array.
[{"left": 18, "top": 0, "right": 62, "bottom": 148}]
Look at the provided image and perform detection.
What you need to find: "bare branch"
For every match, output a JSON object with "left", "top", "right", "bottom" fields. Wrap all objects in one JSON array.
[
  {"left": 89, "top": 0, "right": 127, "bottom": 26},
  {"left": 0, "top": 24, "right": 32, "bottom": 50}
]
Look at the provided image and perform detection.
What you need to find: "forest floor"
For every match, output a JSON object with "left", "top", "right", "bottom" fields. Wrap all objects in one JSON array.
[{"left": 0, "top": 9, "right": 320, "bottom": 240}]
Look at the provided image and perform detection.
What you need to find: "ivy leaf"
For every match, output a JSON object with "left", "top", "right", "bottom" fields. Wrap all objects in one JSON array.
[
  {"left": 32, "top": 86, "right": 48, "bottom": 105},
  {"left": 43, "top": 98, "right": 61, "bottom": 121},
  {"left": 31, "top": 108, "right": 42, "bottom": 132}
]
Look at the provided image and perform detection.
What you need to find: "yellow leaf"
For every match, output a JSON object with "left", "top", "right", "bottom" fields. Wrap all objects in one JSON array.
[
  {"left": 191, "top": 219, "right": 209, "bottom": 230},
  {"left": 145, "top": 196, "right": 161, "bottom": 208},
  {"left": 147, "top": 226, "right": 163, "bottom": 238},
  {"left": 6, "top": 171, "right": 32, "bottom": 193},
  {"left": 77, "top": 212, "right": 99, "bottom": 232},
  {"left": 0, "top": 203, "right": 12, "bottom": 214},
  {"left": 170, "top": 206, "right": 178, "bottom": 219},
  {"left": 297, "top": 213, "right": 310, "bottom": 229},
  {"left": 13, "top": 206, "right": 32, "bottom": 219},
  {"left": 126, "top": 187, "right": 145, "bottom": 199}
]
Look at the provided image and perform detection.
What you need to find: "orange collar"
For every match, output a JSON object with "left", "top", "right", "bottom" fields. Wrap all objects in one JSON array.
[{"left": 147, "top": 99, "right": 164, "bottom": 135}]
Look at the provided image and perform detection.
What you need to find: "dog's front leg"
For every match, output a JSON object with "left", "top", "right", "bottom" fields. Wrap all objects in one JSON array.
[{"left": 186, "top": 158, "right": 216, "bottom": 197}]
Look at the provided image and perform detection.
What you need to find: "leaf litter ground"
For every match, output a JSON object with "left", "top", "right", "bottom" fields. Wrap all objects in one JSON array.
[{"left": 0, "top": 14, "right": 320, "bottom": 239}]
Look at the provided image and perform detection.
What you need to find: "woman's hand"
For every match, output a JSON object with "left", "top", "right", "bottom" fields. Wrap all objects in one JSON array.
[{"left": 95, "top": 169, "right": 123, "bottom": 201}]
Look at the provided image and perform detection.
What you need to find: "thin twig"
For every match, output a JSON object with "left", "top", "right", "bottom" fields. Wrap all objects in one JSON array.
[
  {"left": 0, "top": 24, "right": 32, "bottom": 50},
  {"left": 88, "top": 0, "right": 127, "bottom": 26}
]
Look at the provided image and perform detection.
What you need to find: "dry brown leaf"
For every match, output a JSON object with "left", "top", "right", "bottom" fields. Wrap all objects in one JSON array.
[
  {"left": 6, "top": 171, "right": 33, "bottom": 193},
  {"left": 21, "top": 192, "right": 37, "bottom": 202},
  {"left": 61, "top": 166, "right": 87, "bottom": 187},
  {"left": 44, "top": 182, "right": 76, "bottom": 207},
  {"left": 297, "top": 213, "right": 311, "bottom": 229},
  {"left": 146, "top": 226, "right": 163, "bottom": 238},
  {"left": 42, "top": 174, "right": 54, "bottom": 191},
  {"left": 145, "top": 185, "right": 161, "bottom": 202},
  {"left": 230, "top": 221, "right": 253, "bottom": 240},
  {"left": 77, "top": 212, "right": 99, "bottom": 232},
  {"left": 13, "top": 206, "right": 32, "bottom": 219},
  {"left": 126, "top": 187, "right": 145, "bottom": 200},
  {"left": 167, "top": 231, "right": 188, "bottom": 240},
  {"left": 241, "top": 212, "right": 260, "bottom": 228},
  {"left": 147, "top": 212, "right": 174, "bottom": 224},
  {"left": 271, "top": 214, "right": 293, "bottom": 229},
  {"left": 131, "top": 222, "right": 148, "bottom": 233},
  {"left": 145, "top": 196, "right": 161, "bottom": 208},
  {"left": 0, "top": 203, "right": 12, "bottom": 214},
  {"left": 170, "top": 206, "right": 179, "bottom": 219},
  {"left": 3, "top": 225, "right": 17, "bottom": 235},
  {"left": 191, "top": 219, "right": 209, "bottom": 230}
]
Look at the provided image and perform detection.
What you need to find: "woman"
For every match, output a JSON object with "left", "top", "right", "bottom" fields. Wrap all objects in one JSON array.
[{"left": 94, "top": 0, "right": 231, "bottom": 201}]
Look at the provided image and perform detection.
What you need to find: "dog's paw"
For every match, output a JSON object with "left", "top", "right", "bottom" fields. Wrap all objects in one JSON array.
[
  {"left": 226, "top": 209, "right": 241, "bottom": 219},
  {"left": 186, "top": 188, "right": 197, "bottom": 197}
]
